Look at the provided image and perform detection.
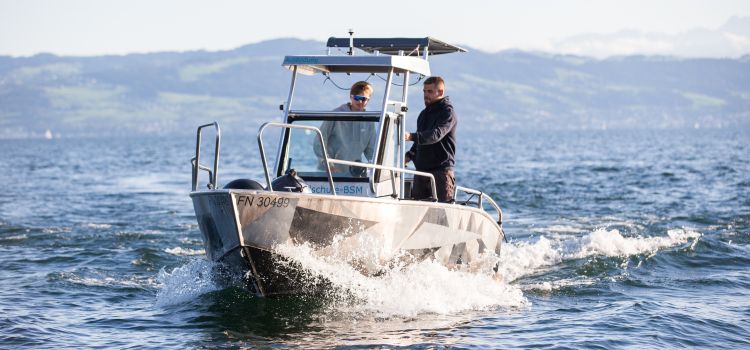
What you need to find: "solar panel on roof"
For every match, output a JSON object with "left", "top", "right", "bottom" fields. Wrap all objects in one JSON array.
[{"left": 325, "top": 37, "right": 466, "bottom": 56}]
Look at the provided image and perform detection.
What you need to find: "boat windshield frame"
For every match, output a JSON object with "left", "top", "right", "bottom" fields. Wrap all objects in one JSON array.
[{"left": 281, "top": 113, "right": 382, "bottom": 182}]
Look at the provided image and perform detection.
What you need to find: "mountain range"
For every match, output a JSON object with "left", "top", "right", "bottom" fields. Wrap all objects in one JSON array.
[
  {"left": 554, "top": 16, "right": 750, "bottom": 58},
  {"left": 1, "top": 38, "right": 748, "bottom": 138}
]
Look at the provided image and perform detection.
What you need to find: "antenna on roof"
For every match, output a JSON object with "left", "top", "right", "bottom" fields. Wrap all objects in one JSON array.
[{"left": 348, "top": 29, "right": 354, "bottom": 56}]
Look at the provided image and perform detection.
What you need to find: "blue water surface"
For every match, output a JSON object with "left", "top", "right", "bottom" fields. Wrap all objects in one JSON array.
[{"left": 1, "top": 128, "right": 748, "bottom": 349}]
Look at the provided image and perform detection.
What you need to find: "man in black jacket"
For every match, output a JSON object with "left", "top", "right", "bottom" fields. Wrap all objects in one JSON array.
[{"left": 405, "top": 76, "right": 457, "bottom": 202}]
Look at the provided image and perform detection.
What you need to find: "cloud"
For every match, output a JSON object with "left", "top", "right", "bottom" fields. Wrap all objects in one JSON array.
[
  {"left": 554, "top": 16, "right": 750, "bottom": 58},
  {"left": 721, "top": 16, "right": 750, "bottom": 37}
]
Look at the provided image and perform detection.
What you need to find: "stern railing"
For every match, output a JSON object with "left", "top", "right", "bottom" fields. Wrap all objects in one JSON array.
[{"left": 455, "top": 185, "right": 506, "bottom": 241}]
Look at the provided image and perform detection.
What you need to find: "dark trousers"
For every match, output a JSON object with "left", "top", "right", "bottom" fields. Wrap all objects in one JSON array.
[{"left": 411, "top": 168, "right": 455, "bottom": 203}]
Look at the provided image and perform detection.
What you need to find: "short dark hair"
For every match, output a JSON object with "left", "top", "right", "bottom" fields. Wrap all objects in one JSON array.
[
  {"left": 424, "top": 76, "right": 445, "bottom": 88},
  {"left": 350, "top": 81, "right": 373, "bottom": 96}
]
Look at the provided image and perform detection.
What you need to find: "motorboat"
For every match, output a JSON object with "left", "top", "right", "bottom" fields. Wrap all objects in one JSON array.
[{"left": 190, "top": 35, "right": 506, "bottom": 296}]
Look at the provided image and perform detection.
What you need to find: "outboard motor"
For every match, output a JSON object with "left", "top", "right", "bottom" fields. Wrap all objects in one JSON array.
[{"left": 271, "top": 169, "right": 311, "bottom": 193}]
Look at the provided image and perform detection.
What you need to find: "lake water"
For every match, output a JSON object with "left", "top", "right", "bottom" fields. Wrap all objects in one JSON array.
[{"left": 1, "top": 128, "right": 748, "bottom": 348}]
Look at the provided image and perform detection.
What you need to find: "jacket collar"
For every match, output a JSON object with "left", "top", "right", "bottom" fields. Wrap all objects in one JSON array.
[{"left": 426, "top": 96, "right": 451, "bottom": 111}]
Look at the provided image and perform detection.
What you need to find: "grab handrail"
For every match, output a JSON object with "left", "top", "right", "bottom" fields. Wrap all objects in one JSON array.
[
  {"left": 455, "top": 185, "right": 506, "bottom": 242},
  {"left": 191, "top": 158, "right": 214, "bottom": 188},
  {"left": 192, "top": 122, "right": 220, "bottom": 191},
  {"left": 455, "top": 186, "right": 504, "bottom": 225},
  {"left": 328, "top": 159, "right": 437, "bottom": 201},
  {"left": 287, "top": 110, "right": 382, "bottom": 118},
  {"left": 257, "top": 122, "right": 337, "bottom": 195}
]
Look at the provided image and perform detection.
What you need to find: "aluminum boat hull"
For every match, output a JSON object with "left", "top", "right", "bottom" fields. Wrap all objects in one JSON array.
[{"left": 191, "top": 189, "right": 504, "bottom": 296}]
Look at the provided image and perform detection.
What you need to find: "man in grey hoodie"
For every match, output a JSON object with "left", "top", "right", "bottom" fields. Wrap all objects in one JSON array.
[
  {"left": 405, "top": 76, "right": 457, "bottom": 202},
  {"left": 315, "top": 81, "right": 377, "bottom": 176}
]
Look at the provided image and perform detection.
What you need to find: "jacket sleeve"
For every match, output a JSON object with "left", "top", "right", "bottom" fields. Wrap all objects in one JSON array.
[
  {"left": 406, "top": 140, "right": 416, "bottom": 159},
  {"left": 414, "top": 108, "right": 456, "bottom": 146}
]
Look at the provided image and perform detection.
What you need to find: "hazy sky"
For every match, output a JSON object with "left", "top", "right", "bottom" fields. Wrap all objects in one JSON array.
[{"left": 1, "top": 0, "right": 749, "bottom": 57}]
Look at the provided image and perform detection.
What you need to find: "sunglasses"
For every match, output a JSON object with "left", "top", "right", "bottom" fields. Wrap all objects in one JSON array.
[{"left": 352, "top": 95, "right": 369, "bottom": 102}]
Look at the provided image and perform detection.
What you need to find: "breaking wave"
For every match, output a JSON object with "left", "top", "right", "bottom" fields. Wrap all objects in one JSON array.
[
  {"left": 499, "top": 228, "right": 701, "bottom": 284},
  {"left": 152, "top": 227, "right": 700, "bottom": 316},
  {"left": 274, "top": 240, "right": 526, "bottom": 318},
  {"left": 155, "top": 259, "right": 221, "bottom": 307}
]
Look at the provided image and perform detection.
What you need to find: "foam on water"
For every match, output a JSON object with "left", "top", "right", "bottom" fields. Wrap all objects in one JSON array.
[
  {"left": 562, "top": 228, "right": 701, "bottom": 259},
  {"left": 164, "top": 247, "right": 205, "bottom": 256},
  {"left": 274, "top": 242, "right": 527, "bottom": 318},
  {"left": 524, "top": 278, "right": 598, "bottom": 293},
  {"left": 499, "top": 227, "right": 702, "bottom": 284},
  {"left": 155, "top": 259, "right": 221, "bottom": 307},
  {"left": 0, "top": 234, "right": 28, "bottom": 241},
  {"left": 151, "top": 227, "right": 700, "bottom": 314},
  {"left": 81, "top": 223, "right": 112, "bottom": 229},
  {"left": 532, "top": 224, "right": 585, "bottom": 234}
]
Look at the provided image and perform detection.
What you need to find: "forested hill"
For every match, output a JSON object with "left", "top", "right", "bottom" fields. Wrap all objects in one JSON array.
[{"left": 1, "top": 38, "right": 748, "bottom": 138}]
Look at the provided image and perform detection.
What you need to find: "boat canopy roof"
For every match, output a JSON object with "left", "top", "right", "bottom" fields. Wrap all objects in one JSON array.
[
  {"left": 282, "top": 37, "right": 465, "bottom": 76},
  {"left": 282, "top": 55, "right": 431, "bottom": 76}
]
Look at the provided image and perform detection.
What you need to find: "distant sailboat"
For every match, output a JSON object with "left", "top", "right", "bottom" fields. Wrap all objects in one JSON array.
[{"left": 44, "top": 129, "right": 53, "bottom": 139}]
